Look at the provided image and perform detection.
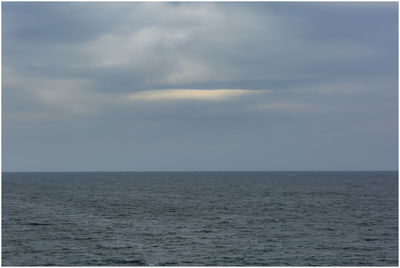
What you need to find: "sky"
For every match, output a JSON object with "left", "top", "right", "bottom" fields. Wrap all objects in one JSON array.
[{"left": 2, "top": 2, "right": 398, "bottom": 171}]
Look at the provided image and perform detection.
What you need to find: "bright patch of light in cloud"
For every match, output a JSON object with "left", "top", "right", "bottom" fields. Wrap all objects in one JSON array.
[{"left": 128, "top": 89, "right": 267, "bottom": 101}]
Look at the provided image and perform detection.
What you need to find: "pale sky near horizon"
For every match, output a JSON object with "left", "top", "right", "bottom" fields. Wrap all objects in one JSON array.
[{"left": 2, "top": 2, "right": 398, "bottom": 171}]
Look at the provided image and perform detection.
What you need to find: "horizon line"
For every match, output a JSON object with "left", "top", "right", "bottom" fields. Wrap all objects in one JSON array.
[{"left": 2, "top": 170, "right": 398, "bottom": 173}]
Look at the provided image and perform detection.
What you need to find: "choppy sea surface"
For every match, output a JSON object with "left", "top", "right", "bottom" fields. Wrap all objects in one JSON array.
[{"left": 2, "top": 171, "right": 398, "bottom": 266}]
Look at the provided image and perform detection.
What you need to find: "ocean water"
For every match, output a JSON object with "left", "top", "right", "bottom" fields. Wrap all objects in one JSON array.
[{"left": 2, "top": 171, "right": 398, "bottom": 266}]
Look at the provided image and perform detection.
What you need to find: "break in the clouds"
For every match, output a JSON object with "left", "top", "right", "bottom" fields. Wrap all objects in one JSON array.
[
  {"left": 2, "top": 2, "right": 398, "bottom": 171},
  {"left": 127, "top": 89, "right": 266, "bottom": 101}
]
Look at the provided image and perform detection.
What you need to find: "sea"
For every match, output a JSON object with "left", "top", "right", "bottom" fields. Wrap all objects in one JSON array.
[{"left": 2, "top": 171, "right": 398, "bottom": 266}]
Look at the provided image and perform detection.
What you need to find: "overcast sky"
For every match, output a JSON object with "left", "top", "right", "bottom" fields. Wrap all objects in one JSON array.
[{"left": 2, "top": 2, "right": 398, "bottom": 171}]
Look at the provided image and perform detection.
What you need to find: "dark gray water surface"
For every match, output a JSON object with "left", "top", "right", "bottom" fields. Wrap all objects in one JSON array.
[{"left": 2, "top": 171, "right": 398, "bottom": 266}]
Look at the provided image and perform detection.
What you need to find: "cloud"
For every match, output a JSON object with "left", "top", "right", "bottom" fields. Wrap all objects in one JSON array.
[
  {"left": 2, "top": 3, "right": 397, "bottom": 171},
  {"left": 2, "top": 68, "right": 104, "bottom": 121},
  {"left": 3, "top": 66, "right": 270, "bottom": 122},
  {"left": 127, "top": 89, "right": 267, "bottom": 102},
  {"left": 4, "top": 2, "right": 394, "bottom": 96}
]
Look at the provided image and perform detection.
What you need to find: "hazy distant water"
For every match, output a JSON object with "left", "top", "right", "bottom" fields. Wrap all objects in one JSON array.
[{"left": 2, "top": 171, "right": 398, "bottom": 266}]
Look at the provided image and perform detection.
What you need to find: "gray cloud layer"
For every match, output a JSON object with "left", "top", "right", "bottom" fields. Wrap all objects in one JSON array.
[{"left": 2, "top": 2, "right": 398, "bottom": 171}]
